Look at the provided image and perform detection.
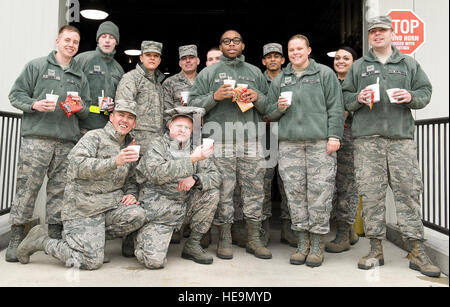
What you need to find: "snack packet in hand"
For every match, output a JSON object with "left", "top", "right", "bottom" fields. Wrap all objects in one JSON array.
[
  {"left": 59, "top": 95, "right": 82, "bottom": 118},
  {"left": 233, "top": 86, "right": 254, "bottom": 113}
]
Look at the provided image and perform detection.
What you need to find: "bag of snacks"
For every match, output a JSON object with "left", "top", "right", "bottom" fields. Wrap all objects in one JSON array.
[
  {"left": 232, "top": 86, "right": 254, "bottom": 113},
  {"left": 59, "top": 95, "right": 82, "bottom": 118}
]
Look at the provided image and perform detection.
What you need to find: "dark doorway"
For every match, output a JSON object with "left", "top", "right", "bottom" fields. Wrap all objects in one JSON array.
[{"left": 72, "top": 0, "right": 363, "bottom": 76}]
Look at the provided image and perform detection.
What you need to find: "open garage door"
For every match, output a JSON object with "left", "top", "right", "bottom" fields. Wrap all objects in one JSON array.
[{"left": 71, "top": 0, "right": 363, "bottom": 75}]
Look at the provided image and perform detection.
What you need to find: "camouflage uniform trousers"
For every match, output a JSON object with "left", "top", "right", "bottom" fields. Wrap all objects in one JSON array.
[
  {"left": 9, "top": 137, "right": 74, "bottom": 226},
  {"left": 353, "top": 136, "right": 424, "bottom": 241},
  {"left": 233, "top": 167, "right": 290, "bottom": 222},
  {"left": 135, "top": 187, "right": 219, "bottom": 269},
  {"left": 45, "top": 204, "right": 145, "bottom": 270},
  {"left": 331, "top": 127, "right": 359, "bottom": 225},
  {"left": 278, "top": 140, "right": 337, "bottom": 234},
  {"left": 212, "top": 141, "right": 265, "bottom": 225}
]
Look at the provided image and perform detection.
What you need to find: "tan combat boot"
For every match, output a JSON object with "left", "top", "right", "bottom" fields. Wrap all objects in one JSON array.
[
  {"left": 290, "top": 230, "right": 310, "bottom": 265},
  {"left": 5, "top": 224, "right": 25, "bottom": 263},
  {"left": 217, "top": 224, "right": 233, "bottom": 259},
  {"left": 246, "top": 220, "right": 272, "bottom": 259},
  {"left": 407, "top": 240, "right": 441, "bottom": 278},
  {"left": 358, "top": 238, "right": 384, "bottom": 269},
  {"left": 182, "top": 230, "right": 213, "bottom": 265},
  {"left": 306, "top": 233, "right": 325, "bottom": 267},
  {"left": 325, "top": 221, "right": 351, "bottom": 253},
  {"left": 231, "top": 220, "right": 247, "bottom": 247},
  {"left": 280, "top": 219, "right": 297, "bottom": 247},
  {"left": 17, "top": 225, "right": 51, "bottom": 264}
]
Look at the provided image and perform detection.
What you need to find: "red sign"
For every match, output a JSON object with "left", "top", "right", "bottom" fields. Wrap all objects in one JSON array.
[{"left": 387, "top": 9, "right": 425, "bottom": 55}]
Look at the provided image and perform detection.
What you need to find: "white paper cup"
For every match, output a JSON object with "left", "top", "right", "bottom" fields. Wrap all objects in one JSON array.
[
  {"left": 223, "top": 79, "right": 236, "bottom": 89},
  {"left": 180, "top": 91, "right": 190, "bottom": 105},
  {"left": 203, "top": 138, "right": 215, "bottom": 148},
  {"left": 386, "top": 88, "right": 400, "bottom": 103},
  {"left": 128, "top": 145, "right": 141, "bottom": 155},
  {"left": 365, "top": 84, "right": 380, "bottom": 103},
  {"left": 67, "top": 91, "right": 79, "bottom": 97},
  {"left": 46, "top": 94, "right": 59, "bottom": 103},
  {"left": 280, "top": 91, "right": 293, "bottom": 105},
  {"left": 237, "top": 84, "right": 248, "bottom": 89}
]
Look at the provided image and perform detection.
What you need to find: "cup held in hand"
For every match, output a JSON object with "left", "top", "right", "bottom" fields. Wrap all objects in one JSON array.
[
  {"left": 128, "top": 145, "right": 141, "bottom": 155},
  {"left": 280, "top": 91, "right": 293, "bottom": 105},
  {"left": 224, "top": 79, "right": 236, "bottom": 89},
  {"left": 203, "top": 138, "right": 214, "bottom": 149},
  {"left": 365, "top": 84, "right": 380, "bottom": 103},
  {"left": 386, "top": 88, "right": 400, "bottom": 103},
  {"left": 180, "top": 91, "right": 190, "bottom": 106}
]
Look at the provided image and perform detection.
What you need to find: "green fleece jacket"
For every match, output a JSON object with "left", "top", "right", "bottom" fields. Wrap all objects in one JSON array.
[
  {"left": 342, "top": 46, "right": 432, "bottom": 139},
  {"left": 189, "top": 55, "right": 268, "bottom": 143},
  {"left": 265, "top": 60, "right": 345, "bottom": 141},
  {"left": 9, "top": 51, "right": 90, "bottom": 143},
  {"left": 75, "top": 47, "right": 124, "bottom": 130}
]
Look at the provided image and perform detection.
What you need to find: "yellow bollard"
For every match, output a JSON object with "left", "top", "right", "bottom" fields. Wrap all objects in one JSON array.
[{"left": 354, "top": 197, "right": 365, "bottom": 236}]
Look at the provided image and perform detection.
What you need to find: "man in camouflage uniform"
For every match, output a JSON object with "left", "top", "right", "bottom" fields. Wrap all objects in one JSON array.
[
  {"left": 342, "top": 16, "right": 440, "bottom": 277},
  {"left": 16, "top": 100, "right": 146, "bottom": 270},
  {"left": 75, "top": 21, "right": 124, "bottom": 134},
  {"left": 6, "top": 26, "right": 90, "bottom": 262},
  {"left": 163, "top": 45, "right": 200, "bottom": 110},
  {"left": 134, "top": 107, "right": 221, "bottom": 269},
  {"left": 189, "top": 30, "right": 272, "bottom": 260},
  {"left": 162, "top": 45, "right": 202, "bottom": 244},
  {"left": 115, "top": 41, "right": 166, "bottom": 154}
]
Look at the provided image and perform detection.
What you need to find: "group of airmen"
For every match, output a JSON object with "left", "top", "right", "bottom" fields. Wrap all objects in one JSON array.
[{"left": 4, "top": 15, "right": 441, "bottom": 278}]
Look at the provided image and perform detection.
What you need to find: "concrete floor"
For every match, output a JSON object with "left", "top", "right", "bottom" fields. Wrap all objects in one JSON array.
[{"left": 0, "top": 224, "right": 448, "bottom": 288}]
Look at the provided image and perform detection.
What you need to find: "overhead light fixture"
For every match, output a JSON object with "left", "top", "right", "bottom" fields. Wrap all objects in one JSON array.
[
  {"left": 124, "top": 49, "right": 141, "bottom": 56},
  {"left": 327, "top": 51, "right": 336, "bottom": 58},
  {"left": 80, "top": 9, "right": 109, "bottom": 20},
  {"left": 164, "top": 72, "right": 171, "bottom": 75}
]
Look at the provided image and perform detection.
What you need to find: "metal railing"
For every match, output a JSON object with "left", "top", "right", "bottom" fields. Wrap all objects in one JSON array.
[
  {"left": 1, "top": 112, "right": 449, "bottom": 236},
  {"left": 415, "top": 117, "right": 449, "bottom": 235},
  {"left": 0, "top": 111, "right": 21, "bottom": 216}
]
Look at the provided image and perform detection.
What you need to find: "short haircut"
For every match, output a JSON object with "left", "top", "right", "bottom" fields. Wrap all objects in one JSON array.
[
  {"left": 337, "top": 46, "right": 358, "bottom": 61},
  {"left": 58, "top": 25, "right": 81, "bottom": 37},
  {"left": 208, "top": 47, "right": 220, "bottom": 53},
  {"left": 288, "top": 34, "right": 310, "bottom": 48},
  {"left": 220, "top": 29, "right": 243, "bottom": 43}
]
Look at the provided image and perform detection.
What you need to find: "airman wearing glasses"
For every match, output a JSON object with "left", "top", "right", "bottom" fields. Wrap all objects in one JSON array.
[{"left": 189, "top": 29, "right": 271, "bottom": 261}]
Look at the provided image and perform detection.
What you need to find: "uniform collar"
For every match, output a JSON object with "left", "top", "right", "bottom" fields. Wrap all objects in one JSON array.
[
  {"left": 96, "top": 46, "right": 116, "bottom": 62},
  {"left": 221, "top": 54, "right": 245, "bottom": 65},
  {"left": 137, "top": 63, "right": 165, "bottom": 83},
  {"left": 48, "top": 51, "right": 82, "bottom": 78},
  {"left": 364, "top": 46, "right": 405, "bottom": 64},
  {"left": 284, "top": 59, "right": 319, "bottom": 76},
  {"left": 104, "top": 121, "right": 134, "bottom": 146}
]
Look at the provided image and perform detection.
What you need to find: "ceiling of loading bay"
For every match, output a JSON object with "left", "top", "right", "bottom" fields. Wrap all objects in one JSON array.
[{"left": 71, "top": 0, "right": 363, "bottom": 76}]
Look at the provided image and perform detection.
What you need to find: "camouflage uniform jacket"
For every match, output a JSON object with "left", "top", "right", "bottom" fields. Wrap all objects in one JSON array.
[
  {"left": 342, "top": 46, "right": 432, "bottom": 139},
  {"left": 162, "top": 71, "right": 195, "bottom": 110},
  {"left": 61, "top": 121, "right": 138, "bottom": 221},
  {"left": 75, "top": 47, "right": 124, "bottom": 130},
  {"left": 136, "top": 132, "right": 221, "bottom": 226},
  {"left": 115, "top": 63, "right": 165, "bottom": 133},
  {"left": 9, "top": 51, "right": 90, "bottom": 142}
]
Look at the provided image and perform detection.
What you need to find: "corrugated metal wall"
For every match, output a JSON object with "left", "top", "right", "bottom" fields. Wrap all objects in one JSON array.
[{"left": 0, "top": 0, "right": 60, "bottom": 113}]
